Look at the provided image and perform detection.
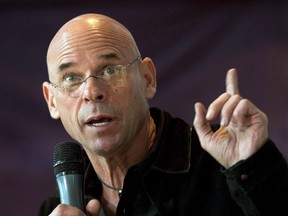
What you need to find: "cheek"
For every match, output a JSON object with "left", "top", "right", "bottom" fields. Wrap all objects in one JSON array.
[
  {"left": 125, "top": 85, "right": 149, "bottom": 116},
  {"left": 112, "top": 81, "right": 146, "bottom": 105},
  {"left": 56, "top": 98, "right": 81, "bottom": 137},
  {"left": 111, "top": 77, "right": 149, "bottom": 123}
]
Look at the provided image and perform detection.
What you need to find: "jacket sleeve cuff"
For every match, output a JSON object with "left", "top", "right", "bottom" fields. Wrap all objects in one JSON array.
[{"left": 222, "top": 139, "right": 287, "bottom": 191}]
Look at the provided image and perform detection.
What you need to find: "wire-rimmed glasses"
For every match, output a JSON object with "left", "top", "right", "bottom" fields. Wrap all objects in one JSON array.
[{"left": 49, "top": 56, "right": 142, "bottom": 97}]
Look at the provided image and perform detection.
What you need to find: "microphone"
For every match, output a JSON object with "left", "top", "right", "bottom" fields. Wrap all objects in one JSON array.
[{"left": 53, "top": 141, "right": 85, "bottom": 211}]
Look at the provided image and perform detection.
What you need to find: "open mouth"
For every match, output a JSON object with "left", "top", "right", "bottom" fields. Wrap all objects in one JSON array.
[{"left": 88, "top": 117, "right": 112, "bottom": 127}]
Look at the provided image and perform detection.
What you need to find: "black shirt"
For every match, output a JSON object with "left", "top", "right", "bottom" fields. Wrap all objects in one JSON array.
[{"left": 38, "top": 108, "right": 288, "bottom": 216}]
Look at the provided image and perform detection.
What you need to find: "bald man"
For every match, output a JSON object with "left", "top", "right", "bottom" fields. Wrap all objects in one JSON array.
[{"left": 39, "top": 14, "right": 288, "bottom": 216}]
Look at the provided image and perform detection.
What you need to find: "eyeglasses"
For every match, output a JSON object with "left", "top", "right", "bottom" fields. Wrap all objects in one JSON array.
[{"left": 49, "top": 56, "right": 142, "bottom": 97}]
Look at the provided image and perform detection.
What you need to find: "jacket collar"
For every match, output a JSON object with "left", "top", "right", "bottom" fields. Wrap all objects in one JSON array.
[{"left": 144, "top": 108, "right": 192, "bottom": 174}]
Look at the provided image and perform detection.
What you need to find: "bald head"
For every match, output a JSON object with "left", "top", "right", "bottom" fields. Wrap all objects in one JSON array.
[{"left": 46, "top": 13, "right": 140, "bottom": 79}]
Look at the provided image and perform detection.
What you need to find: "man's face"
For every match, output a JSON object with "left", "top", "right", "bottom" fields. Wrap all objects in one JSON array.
[{"left": 43, "top": 16, "right": 156, "bottom": 157}]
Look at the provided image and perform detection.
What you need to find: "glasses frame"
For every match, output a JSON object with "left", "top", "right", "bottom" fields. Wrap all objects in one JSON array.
[{"left": 49, "top": 56, "right": 142, "bottom": 96}]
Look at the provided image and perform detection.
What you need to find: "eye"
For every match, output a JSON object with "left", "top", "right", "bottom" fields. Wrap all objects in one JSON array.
[
  {"left": 103, "top": 65, "right": 123, "bottom": 76},
  {"left": 63, "top": 74, "right": 83, "bottom": 84}
]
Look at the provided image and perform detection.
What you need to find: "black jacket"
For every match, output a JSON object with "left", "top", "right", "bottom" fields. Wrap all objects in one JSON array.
[{"left": 38, "top": 108, "right": 288, "bottom": 215}]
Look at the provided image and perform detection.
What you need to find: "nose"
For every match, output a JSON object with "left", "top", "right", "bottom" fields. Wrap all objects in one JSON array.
[{"left": 81, "top": 76, "right": 106, "bottom": 102}]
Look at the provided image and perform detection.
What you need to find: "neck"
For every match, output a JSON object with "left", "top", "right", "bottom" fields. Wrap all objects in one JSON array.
[
  {"left": 89, "top": 112, "right": 156, "bottom": 190},
  {"left": 87, "top": 113, "right": 156, "bottom": 214}
]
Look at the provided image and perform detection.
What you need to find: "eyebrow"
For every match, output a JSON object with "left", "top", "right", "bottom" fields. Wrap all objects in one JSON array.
[
  {"left": 57, "top": 52, "right": 120, "bottom": 72},
  {"left": 58, "top": 62, "right": 76, "bottom": 72},
  {"left": 98, "top": 52, "right": 120, "bottom": 60}
]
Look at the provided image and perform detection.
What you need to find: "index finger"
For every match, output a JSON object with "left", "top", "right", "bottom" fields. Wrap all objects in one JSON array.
[{"left": 226, "top": 68, "right": 239, "bottom": 95}]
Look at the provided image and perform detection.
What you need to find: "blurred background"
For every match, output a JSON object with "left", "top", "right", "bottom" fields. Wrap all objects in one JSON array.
[{"left": 1, "top": 0, "right": 288, "bottom": 215}]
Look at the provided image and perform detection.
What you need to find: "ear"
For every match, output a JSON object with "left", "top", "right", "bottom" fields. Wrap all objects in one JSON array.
[
  {"left": 141, "top": 57, "right": 157, "bottom": 99},
  {"left": 42, "top": 82, "right": 60, "bottom": 119}
]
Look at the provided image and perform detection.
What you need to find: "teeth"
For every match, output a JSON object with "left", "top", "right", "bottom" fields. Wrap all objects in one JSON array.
[{"left": 92, "top": 122, "right": 109, "bottom": 127}]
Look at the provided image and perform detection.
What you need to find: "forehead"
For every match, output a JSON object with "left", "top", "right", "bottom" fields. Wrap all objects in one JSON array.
[{"left": 47, "top": 15, "right": 137, "bottom": 74}]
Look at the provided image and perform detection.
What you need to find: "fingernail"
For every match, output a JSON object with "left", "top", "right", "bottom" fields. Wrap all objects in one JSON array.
[
  {"left": 206, "top": 110, "right": 213, "bottom": 119},
  {"left": 221, "top": 118, "right": 226, "bottom": 126},
  {"left": 227, "top": 84, "right": 235, "bottom": 95}
]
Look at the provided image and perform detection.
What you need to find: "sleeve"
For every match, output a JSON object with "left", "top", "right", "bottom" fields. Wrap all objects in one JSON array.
[{"left": 222, "top": 139, "right": 288, "bottom": 216}]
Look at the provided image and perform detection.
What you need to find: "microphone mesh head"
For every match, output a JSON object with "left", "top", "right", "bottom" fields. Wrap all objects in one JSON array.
[{"left": 53, "top": 141, "right": 84, "bottom": 176}]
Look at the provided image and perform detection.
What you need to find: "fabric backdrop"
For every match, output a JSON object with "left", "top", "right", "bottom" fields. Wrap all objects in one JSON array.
[{"left": 1, "top": 0, "right": 287, "bottom": 215}]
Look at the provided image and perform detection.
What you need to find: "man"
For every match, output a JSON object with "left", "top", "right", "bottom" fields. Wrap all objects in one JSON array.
[{"left": 39, "top": 13, "right": 288, "bottom": 216}]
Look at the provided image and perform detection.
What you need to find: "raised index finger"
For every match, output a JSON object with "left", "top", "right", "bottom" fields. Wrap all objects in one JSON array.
[{"left": 226, "top": 68, "right": 239, "bottom": 95}]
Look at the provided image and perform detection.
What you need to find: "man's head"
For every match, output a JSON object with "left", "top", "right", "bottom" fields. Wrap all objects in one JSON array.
[{"left": 42, "top": 13, "right": 157, "bottom": 157}]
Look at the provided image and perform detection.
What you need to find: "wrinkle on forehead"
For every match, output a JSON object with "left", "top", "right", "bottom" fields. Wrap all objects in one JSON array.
[{"left": 47, "top": 14, "right": 140, "bottom": 76}]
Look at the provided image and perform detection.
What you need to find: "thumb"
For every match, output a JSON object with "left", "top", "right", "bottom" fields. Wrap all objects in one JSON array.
[
  {"left": 193, "top": 102, "right": 209, "bottom": 132},
  {"left": 193, "top": 102, "right": 213, "bottom": 145},
  {"left": 86, "top": 199, "right": 102, "bottom": 216}
]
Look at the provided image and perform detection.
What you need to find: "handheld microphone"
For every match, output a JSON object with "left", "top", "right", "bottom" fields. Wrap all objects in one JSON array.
[{"left": 53, "top": 141, "right": 85, "bottom": 211}]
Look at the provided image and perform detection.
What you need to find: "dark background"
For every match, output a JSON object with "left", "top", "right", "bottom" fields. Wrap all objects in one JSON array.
[{"left": 1, "top": 0, "right": 288, "bottom": 215}]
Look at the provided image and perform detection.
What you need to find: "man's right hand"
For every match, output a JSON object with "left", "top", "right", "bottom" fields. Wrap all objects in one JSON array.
[{"left": 49, "top": 199, "right": 101, "bottom": 216}]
